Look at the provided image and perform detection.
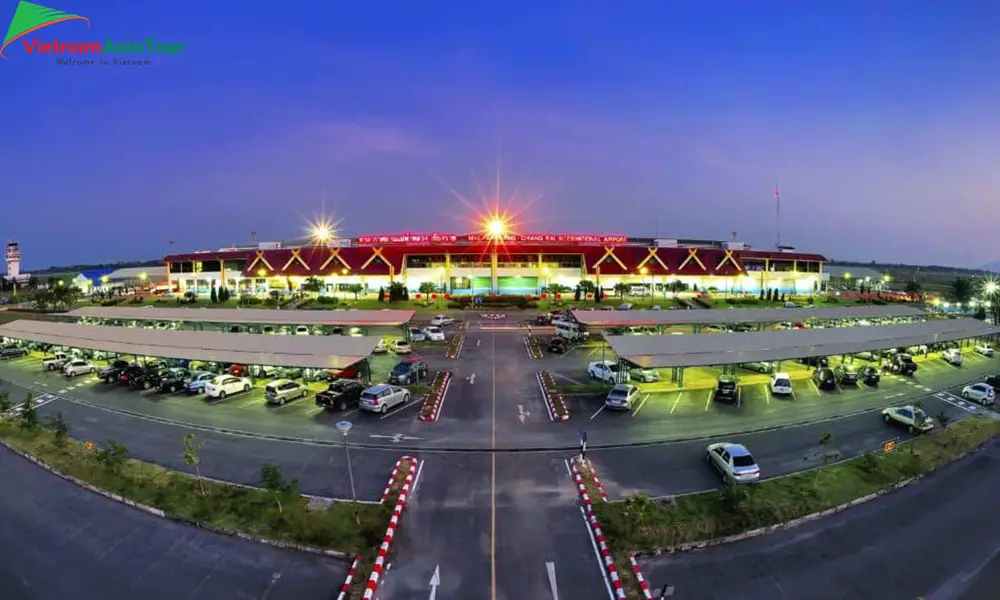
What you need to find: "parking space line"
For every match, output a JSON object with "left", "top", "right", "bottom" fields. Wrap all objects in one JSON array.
[
  {"left": 763, "top": 386, "right": 771, "bottom": 404},
  {"left": 704, "top": 390, "right": 713, "bottom": 411},
  {"left": 553, "top": 372, "right": 586, "bottom": 386},
  {"left": 808, "top": 380, "right": 820, "bottom": 395},
  {"left": 630, "top": 394, "right": 649, "bottom": 418},
  {"left": 381, "top": 397, "right": 422, "bottom": 420},
  {"left": 589, "top": 405, "right": 605, "bottom": 420},
  {"left": 669, "top": 392, "right": 683, "bottom": 414}
]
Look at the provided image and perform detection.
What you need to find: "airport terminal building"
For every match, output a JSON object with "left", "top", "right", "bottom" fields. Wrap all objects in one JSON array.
[{"left": 162, "top": 232, "right": 828, "bottom": 297}]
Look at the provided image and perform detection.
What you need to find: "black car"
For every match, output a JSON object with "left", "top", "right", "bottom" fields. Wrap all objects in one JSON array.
[
  {"left": 315, "top": 379, "right": 365, "bottom": 411},
  {"left": 100, "top": 360, "right": 132, "bottom": 382},
  {"left": 157, "top": 368, "right": 192, "bottom": 393},
  {"left": 388, "top": 358, "right": 429, "bottom": 385},
  {"left": 117, "top": 365, "right": 145, "bottom": 386},
  {"left": 0, "top": 345, "right": 28, "bottom": 360},
  {"left": 834, "top": 364, "right": 858, "bottom": 385},
  {"left": 891, "top": 353, "right": 918, "bottom": 375},
  {"left": 812, "top": 367, "right": 837, "bottom": 389},
  {"left": 858, "top": 365, "right": 881, "bottom": 386},
  {"left": 713, "top": 375, "right": 740, "bottom": 403},
  {"left": 533, "top": 315, "right": 553, "bottom": 326},
  {"left": 800, "top": 356, "right": 830, "bottom": 368},
  {"left": 985, "top": 374, "right": 1000, "bottom": 391},
  {"left": 133, "top": 366, "right": 167, "bottom": 390},
  {"left": 547, "top": 337, "right": 567, "bottom": 354}
]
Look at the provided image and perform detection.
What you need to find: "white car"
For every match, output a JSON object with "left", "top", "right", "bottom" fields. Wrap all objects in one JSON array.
[
  {"left": 372, "top": 339, "right": 388, "bottom": 354},
  {"left": 962, "top": 383, "right": 995, "bottom": 405},
  {"left": 42, "top": 352, "right": 71, "bottom": 371},
  {"left": 391, "top": 340, "right": 412, "bottom": 354},
  {"left": 409, "top": 328, "right": 426, "bottom": 342},
  {"left": 604, "top": 384, "right": 639, "bottom": 410},
  {"left": 429, "top": 315, "right": 455, "bottom": 327},
  {"left": 63, "top": 359, "right": 95, "bottom": 378},
  {"left": 588, "top": 360, "right": 629, "bottom": 384},
  {"left": 422, "top": 327, "right": 445, "bottom": 342},
  {"left": 359, "top": 383, "right": 410, "bottom": 414},
  {"left": 294, "top": 325, "right": 311, "bottom": 336},
  {"left": 706, "top": 443, "right": 760, "bottom": 483},
  {"left": 975, "top": 344, "right": 995, "bottom": 358},
  {"left": 769, "top": 373, "right": 793, "bottom": 396},
  {"left": 943, "top": 348, "right": 963, "bottom": 366},
  {"left": 203, "top": 375, "right": 252, "bottom": 399},
  {"left": 882, "top": 405, "right": 934, "bottom": 433}
]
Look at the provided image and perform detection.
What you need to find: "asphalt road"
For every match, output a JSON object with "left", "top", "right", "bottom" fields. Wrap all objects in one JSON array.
[
  {"left": 638, "top": 440, "right": 1000, "bottom": 600},
  {"left": 0, "top": 446, "right": 346, "bottom": 600}
]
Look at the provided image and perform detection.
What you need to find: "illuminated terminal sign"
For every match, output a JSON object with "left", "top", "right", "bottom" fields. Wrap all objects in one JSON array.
[{"left": 356, "top": 233, "right": 628, "bottom": 245}]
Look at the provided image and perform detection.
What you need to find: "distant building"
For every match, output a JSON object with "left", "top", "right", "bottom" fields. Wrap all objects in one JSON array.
[
  {"left": 71, "top": 268, "right": 116, "bottom": 294},
  {"left": 106, "top": 266, "right": 167, "bottom": 288}
]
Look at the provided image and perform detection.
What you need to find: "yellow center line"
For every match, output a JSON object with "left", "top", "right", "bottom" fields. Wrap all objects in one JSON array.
[{"left": 490, "top": 333, "right": 497, "bottom": 600}]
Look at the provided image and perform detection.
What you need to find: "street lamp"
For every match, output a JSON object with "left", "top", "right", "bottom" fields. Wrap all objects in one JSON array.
[
  {"left": 481, "top": 214, "right": 510, "bottom": 294},
  {"left": 335, "top": 420, "right": 358, "bottom": 503}
]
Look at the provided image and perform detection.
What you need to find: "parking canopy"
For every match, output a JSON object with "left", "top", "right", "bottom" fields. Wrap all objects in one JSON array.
[
  {"left": 67, "top": 306, "right": 415, "bottom": 327},
  {"left": 570, "top": 305, "right": 925, "bottom": 327},
  {"left": 605, "top": 318, "right": 1000, "bottom": 368},
  {"left": 0, "top": 320, "right": 380, "bottom": 370}
]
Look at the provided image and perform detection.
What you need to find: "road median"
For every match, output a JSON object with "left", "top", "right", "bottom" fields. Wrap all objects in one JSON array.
[
  {"left": 418, "top": 371, "right": 452, "bottom": 421},
  {"left": 537, "top": 371, "right": 570, "bottom": 421}
]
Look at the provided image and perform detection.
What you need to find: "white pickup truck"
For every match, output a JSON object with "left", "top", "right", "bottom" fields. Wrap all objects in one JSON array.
[{"left": 42, "top": 352, "right": 71, "bottom": 371}]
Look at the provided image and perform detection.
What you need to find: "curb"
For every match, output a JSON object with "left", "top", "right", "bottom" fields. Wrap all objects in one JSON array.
[
  {"left": 523, "top": 335, "right": 542, "bottom": 360},
  {"left": 632, "top": 439, "right": 996, "bottom": 558},
  {"left": 570, "top": 457, "right": 626, "bottom": 599},
  {"left": 379, "top": 456, "right": 408, "bottom": 503},
  {"left": 0, "top": 437, "right": 352, "bottom": 560},
  {"left": 537, "top": 372, "right": 570, "bottom": 422},
  {"left": 445, "top": 335, "right": 465, "bottom": 360},
  {"left": 364, "top": 456, "right": 417, "bottom": 599},
  {"left": 418, "top": 372, "right": 452, "bottom": 422},
  {"left": 335, "top": 555, "right": 362, "bottom": 600},
  {"left": 627, "top": 553, "right": 652, "bottom": 599}
]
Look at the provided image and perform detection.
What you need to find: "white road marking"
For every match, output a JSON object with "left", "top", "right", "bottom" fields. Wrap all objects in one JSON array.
[
  {"left": 630, "top": 394, "right": 649, "bottom": 417},
  {"left": 589, "top": 405, "right": 605, "bottom": 420},
  {"left": 763, "top": 386, "right": 771, "bottom": 404},
  {"left": 579, "top": 506, "right": 616, "bottom": 600},
  {"left": 669, "top": 392, "right": 683, "bottom": 414},
  {"left": 546, "top": 561, "right": 560, "bottom": 600},
  {"left": 379, "top": 398, "right": 423, "bottom": 419},
  {"left": 411, "top": 458, "right": 425, "bottom": 496},
  {"left": 704, "top": 390, "right": 714, "bottom": 411}
]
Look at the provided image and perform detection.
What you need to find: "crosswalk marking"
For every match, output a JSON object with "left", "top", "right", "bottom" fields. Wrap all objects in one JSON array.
[
  {"left": 935, "top": 391, "right": 979, "bottom": 413},
  {"left": 8, "top": 393, "right": 59, "bottom": 416}
]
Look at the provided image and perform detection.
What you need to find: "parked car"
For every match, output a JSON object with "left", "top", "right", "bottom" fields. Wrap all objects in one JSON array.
[
  {"left": 604, "top": 384, "right": 640, "bottom": 410},
  {"left": 429, "top": 315, "right": 456, "bottom": 327},
  {"left": 327, "top": 364, "right": 360, "bottom": 381},
  {"left": 713, "top": 375, "right": 740, "bottom": 403},
  {"left": 315, "top": 379, "right": 365, "bottom": 411},
  {"left": 942, "top": 348, "right": 963, "bottom": 366},
  {"left": 833, "top": 364, "right": 858, "bottom": 385},
  {"left": 132, "top": 365, "right": 167, "bottom": 390},
  {"left": 42, "top": 352, "right": 71, "bottom": 371},
  {"left": 294, "top": 325, "right": 311, "bottom": 336},
  {"left": 891, "top": 353, "right": 918, "bottom": 375},
  {"left": 882, "top": 405, "right": 934, "bottom": 433},
  {"left": 741, "top": 361, "right": 775, "bottom": 374},
  {"left": 629, "top": 367, "right": 660, "bottom": 383},
  {"left": 117, "top": 365, "right": 145, "bottom": 386},
  {"left": 858, "top": 365, "right": 881, "bottom": 386},
  {"left": 391, "top": 340, "right": 412, "bottom": 354},
  {"left": 265, "top": 379, "right": 309, "bottom": 405},
  {"left": 422, "top": 327, "right": 446, "bottom": 342},
  {"left": 706, "top": 442, "right": 760, "bottom": 483},
  {"left": 359, "top": 383, "right": 410, "bottom": 414},
  {"left": 799, "top": 356, "right": 829, "bottom": 368},
  {"left": 185, "top": 371, "right": 217, "bottom": 394},
  {"left": 409, "top": 328, "right": 427, "bottom": 342},
  {"left": 547, "top": 337, "right": 566, "bottom": 354},
  {"left": 769, "top": 373, "right": 793, "bottom": 396},
  {"left": 204, "top": 375, "right": 252, "bottom": 399},
  {"left": 0, "top": 345, "right": 28, "bottom": 360},
  {"left": 100, "top": 360, "right": 131, "bottom": 383},
  {"left": 157, "top": 368, "right": 191, "bottom": 393},
  {"left": 975, "top": 343, "right": 995, "bottom": 358},
  {"left": 962, "top": 383, "right": 995, "bottom": 405},
  {"left": 63, "top": 359, "right": 95, "bottom": 378},
  {"left": 984, "top": 374, "right": 1000, "bottom": 391},
  {"left": 812, "top": 367, "right": 837, "bottom": 390},
  {"left": 588, "top": 361, "right": 629, "bottom": 384},
  {"left": 372, "top": 339, "right": 388, "bottom": 354},
  {"left": 388, "top": 358, "right": 428, "bottom": 385}
]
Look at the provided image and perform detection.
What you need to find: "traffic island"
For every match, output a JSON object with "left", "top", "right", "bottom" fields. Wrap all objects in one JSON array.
[
  {"left": 524, "top": 334, "right": 543, "bottom": 359},
  {"left": 591, "top": 416, "right": 1000, "bottom": 559},
  {"left": 418, "top": 371, "right": 452, "bottom": 422},
  {"left": 445, "top": 334, "right": 465, "bottom": 359},
  {"left": 570, "top": 457, "right": 649, "bottom": 599},
  {"left": 537, "top": 371, "right": 570, "bottom": 421}
]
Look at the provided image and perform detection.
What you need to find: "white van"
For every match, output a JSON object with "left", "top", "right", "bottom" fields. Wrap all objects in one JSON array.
[{"left": 555, "top": 319, "right": 589, "bottom": 342}]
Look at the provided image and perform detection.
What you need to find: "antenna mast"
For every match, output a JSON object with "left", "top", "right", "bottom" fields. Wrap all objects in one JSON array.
[{"left": 774, "top": 182, "right": 782, "bottom": 248}]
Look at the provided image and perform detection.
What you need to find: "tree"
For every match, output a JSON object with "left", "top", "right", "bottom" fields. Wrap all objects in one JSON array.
[
  {"left": 47, "top": 412, "right": 70, "bottom": 447},
  {"left": 94, "top": 440, "right": 129, "bottom": 472},
  {"left": 388, "top": 281, "right": 406, "bottom": 302},
  {"left": 27, "top": 275, "right": 39, "bottom": 289},
  {"left": 378, "top": 286, "right": 386, "bottom": 302},
  {"left": 183, "top": 433, "right": 207, "bottom": 496},
  {"left": 578, "top": 280, "right": 596, "bottom": 294},
  {"left": 613, "top": 283, "right": 629, "bottom": 299},
  {"left": 759, "top": 288, "right": 765, "bottom": 300},
  {"left": 0, "top": 391, "right": 11, "bottom": 415},
  {"left": 547, "top": 283, "right": 569, "bottom": 295},
  {"left": 210, "top": 286, "right": 218, "bottom": 304},
  {"left": 301, "top": 277, "right": 324, "bottom": 295},
  {"left": 595, "top": 286, "right": 603, "bottom": 303},
  {"left": 259, "top": 462, "right": 299, "bottom": 513},
  {"left": 780, "top": 293, "right": 786, "bottom": 302},
  {"left": 975, "top": 305, "right": 987, "bottom": 320},
  {"left": 667, "top": 279, "right": 688, "bottom": 298},
  {"left": 402, "top": 286, "right": 409, "bottom": 301},
  {"left": 345, "top": 283, "right": 364, "bottom": 300},
  {"left": 951, "top": 277, "right": 974, "bottom": 308},
  {"left": 418, "top": 281, "right": 438, "bottom": 295},
  {"left": 766, "top": 289, "right": 773, "bottom": 302},
  {"left": 574, "top": 286, "right": 581, "bottom": 301},
  {"left": 904, "top": 280, "right": 922, "bottom": 296},
  {"left": 19, "top": 392, "right": 38, "bottom": 430}
]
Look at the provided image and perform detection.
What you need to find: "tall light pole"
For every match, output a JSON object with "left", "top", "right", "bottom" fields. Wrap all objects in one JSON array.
[
  {"left": 335, "top": 420, "right": 357, "bottom": 503},
  {"left": 483, "top": 216, "right": 508, "bottom": 294}
]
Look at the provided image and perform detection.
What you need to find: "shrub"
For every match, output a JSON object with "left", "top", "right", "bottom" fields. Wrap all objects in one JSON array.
[
  {"left": 316, "top": 296, "right": 338, "bottom": 305},
  {"left": 94, "top": 440, "right": 130, "bottom": 473}
]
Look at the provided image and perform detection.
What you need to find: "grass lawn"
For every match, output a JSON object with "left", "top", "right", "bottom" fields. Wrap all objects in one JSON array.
[
  {"left": 593, "top": 416, "right": 1000, "bottom": 555},
  {"left": 0, "top": 414, "right": 406, "bottom": 562}
]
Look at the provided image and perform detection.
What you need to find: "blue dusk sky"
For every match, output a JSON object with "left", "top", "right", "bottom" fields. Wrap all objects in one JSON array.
[{"left": 2, "top": 0, "right": 999, "bottom": 269}]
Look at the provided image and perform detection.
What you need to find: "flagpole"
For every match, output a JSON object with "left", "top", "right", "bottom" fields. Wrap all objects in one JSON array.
[{"left": 774, "top": 182, "right": 781, "bottom": 248}]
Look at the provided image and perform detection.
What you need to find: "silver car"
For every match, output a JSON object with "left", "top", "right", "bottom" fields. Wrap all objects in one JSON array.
[
  {"left": 629, "top": 367, "right": 660, "bottom": 383},
  {"left": 359, "top": 383, "right": 410, "bottom": 414},
  {"left": 706, "top": 442, "right": 760, "bottom": 483},
  {"left": 265, "top": 379, "right": 309, "bottom": 405},
  {"left": 604, "top": 384, "right": 640, "bottom": 410},
  {"left": 962, "top": 383, "right": 995, "bottom": 405}
]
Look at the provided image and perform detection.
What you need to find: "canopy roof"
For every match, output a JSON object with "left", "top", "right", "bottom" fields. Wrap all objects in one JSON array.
[
  {"left": 68, "top": 306, "right": 415, "bottom": 327},
  {"left": 570, "top": 305, "right": 925, "bottom": 327},
  {"left": 0, "top": 320, "right": 378, "bottom": 370},
  {"left": 605, "top": 318, "right": 999, "bottom": 368}
]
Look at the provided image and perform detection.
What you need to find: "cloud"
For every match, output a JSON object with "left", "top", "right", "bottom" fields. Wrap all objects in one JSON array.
[{"left": 300, "top": 121, "right": 439, "bottom": 161}]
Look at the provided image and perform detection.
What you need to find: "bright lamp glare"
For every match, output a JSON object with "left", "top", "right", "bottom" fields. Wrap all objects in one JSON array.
[
  {"left": 985, "top": 282, "right": 998, "bottom": 295},
  {"left": 486, "top": 218, "right": 506, "bottom": 238},
  {"left": 312, "top": 226, "right": 332, "bottom": 242}
]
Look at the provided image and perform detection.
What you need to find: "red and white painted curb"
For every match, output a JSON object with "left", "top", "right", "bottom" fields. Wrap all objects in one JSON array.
[
  {"left": 379, "top": 457, "right": 409, "bottom": 503},
  {"left": 481, "top": 313, "right": 507, "bottom": 320},
  {"left": 523, "top": 335, "right": 542, "bottom": 359},
  {"left": 364, "top": 456, "right": 418, "bottom": 600},
  {"left": 571, "top": 457, "right": 652, "bottom": 600},
  {"left": 418, "top": 372, "right": 452, "bottom": 422},
  {"left": 536, "top": 372, "right": 570, "bottom": 421},
  {"left": 628, "top": 552, "right": 653, "bottom": 598},
  {"left": 445, "top": 335, "right": 465, "bottom": 359},
  {"left": 335, "top": 555, "right": 362, "bottom": 600}
]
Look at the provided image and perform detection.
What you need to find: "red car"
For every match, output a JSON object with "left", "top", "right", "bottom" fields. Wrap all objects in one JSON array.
[
  {"left": 228, "top": 364, "right": 248, "bottom": 377},
  {"left": 326, "top": 365, "right": 360, "bottom": 380}
]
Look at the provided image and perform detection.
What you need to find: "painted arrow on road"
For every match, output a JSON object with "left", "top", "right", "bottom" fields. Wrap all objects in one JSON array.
[
  {"left": 467, "top": 373, "right": 476, "bottom": 384},
  {"left": 369, "top": 433, "right": 422, "bottom": 443},
  {"left": 518, "top": 404, "right": 531, "bottom": 424},
  {"left": 428, "top": 564, "right": 440, "bottom": 600},
  {"left": 546, "top": 561, "right": 559, "bottom": 600}
]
